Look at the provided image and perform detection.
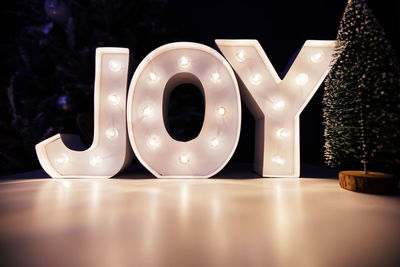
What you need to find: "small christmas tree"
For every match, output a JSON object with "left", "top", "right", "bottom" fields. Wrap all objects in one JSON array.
[{"left": 323, "top": 0, "right": 400, "bottom": 174}]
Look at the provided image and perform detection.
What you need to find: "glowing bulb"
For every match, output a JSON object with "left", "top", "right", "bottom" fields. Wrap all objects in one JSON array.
[
  {"left": 272, "top": 99, "right": 285, "bottom": 111},
  {"left": 179, "top": 153, "right": 190, "bottom": 165},
  {"left": 143, "top": 106, "right": 154, "bottom": 117},
  {"left": 272, "top": 156, "right": 285, "bottom": 166},
  {"left": 276, "top": 128, "right": 290, "bottom": 139},
  {"left": 147, "top": 135, "right": 160, "bottom": 149},
  {"left": 179, "top": 56, "right": 191, "bottom": 69},
  {"left": 55, "top": 154, "right": 69, "bottom": 165},
  {"left": 295, "top": 73, "right": 309, "bottom": 86},
  {"left": 210, "top": 137, "right": 220, "bottom": 148},
  {"left": 108, "top": 59, "right": 121, "bottom": 72},
  {"left": 235, "top": 50, "right": 246, "bottom": 62},
  {"left": 311, "top": 51, "right": 324, "bottom": 63},
  {"left": 105, "top": 128, "right": 119, "bottom": 140},
  {"left": 210, "top": 72, "right": 221, "bottom": 83},
  {"left": 216, "top": 106, "right": 226, "bottom": 117},
  {"left": 89, "top": 155, "right": 103, "bottom": 166},
  {"left": 251, "top": 73, "right": 262, "bottom": 85},
  {"left": 148, "top": 72, "right": 159, "bottom": 83},
  {"left": 108, "top": 94, "right": 120, "bottom": 106}
]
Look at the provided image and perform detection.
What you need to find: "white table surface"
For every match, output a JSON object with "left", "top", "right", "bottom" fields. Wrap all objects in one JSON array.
[{"left": 1, "top": 170, "right": 399, "bottom": 267}]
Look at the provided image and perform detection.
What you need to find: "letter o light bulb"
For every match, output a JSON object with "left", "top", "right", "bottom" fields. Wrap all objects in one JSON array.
[
  {"left": 147, "top": 135, "right": 160, "bottom": 149},
  {"left": 148, "top": 72, "right": 159, "bottom": 83},
  {"left": 143, "top": 106, "right": 154, "bottom": 117},
  {"left": 179, "top": 153, "right": 190, "bottom": 165},
  {"left": 210, "top": 137, "right": 220, "bottom": 148},
  {"left": 210, "top": 72, "right": 221, "bottom": 83},
  {"left": 105, "top": 128, "right": 119, "bottom": 140},
  {"left": 216, "top": 106, "right": 226, "bottom": 117},
  {"left": 89, "top": 155, "right": 103, "bottom": 166},
  {"left": 179, "top": 56, "right": 191, "bottom": 69}
]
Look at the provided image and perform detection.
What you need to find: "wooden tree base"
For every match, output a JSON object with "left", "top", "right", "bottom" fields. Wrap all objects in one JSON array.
[{"left": 339, "top": 171, "right": 399, "bottom": 194}]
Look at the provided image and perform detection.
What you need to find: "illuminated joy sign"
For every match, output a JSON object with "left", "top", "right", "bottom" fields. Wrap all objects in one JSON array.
[{"left": 36, "top": 40, "right": 335, "bottom": 179}]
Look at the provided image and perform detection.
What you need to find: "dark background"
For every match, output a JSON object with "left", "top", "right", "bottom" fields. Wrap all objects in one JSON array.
[{"left": 1, "top": 0, "right": 399, "bottom": 175}]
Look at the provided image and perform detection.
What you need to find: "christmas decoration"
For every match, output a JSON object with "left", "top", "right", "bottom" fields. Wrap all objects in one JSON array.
[
  {"left": 323, "top": 0, "right": 400, "bottom": 177},
  {"left": 127, "top": 42, "right": 241, "bottom": 178},
  {"left": 36, "top": 48, "right": 133, "bottom": 178},
  {"left": 1, "top": 0, "right": 175, "bottom": 174},
  {"left": 216, "top": 40, "right": 335, "bottom": 177}
]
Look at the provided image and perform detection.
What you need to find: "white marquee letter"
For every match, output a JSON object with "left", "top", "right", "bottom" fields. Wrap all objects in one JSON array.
[
  {"left": 36, "top": 48, "right": 132, "bottom": 178},
  {"left": 127, "top": 42, "right": 241, "bottom": 178},
  {"left": 216, "top": 40, "right": 335, "bottom": 177}
]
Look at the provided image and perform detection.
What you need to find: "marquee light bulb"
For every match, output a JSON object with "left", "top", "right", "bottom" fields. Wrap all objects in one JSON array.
[
  {"left": 143, "top": 106, "right": 154, "bottom": 117},
  {"left": 251, "top": 73, "right": 262, "bottom": 85},
  {"left": 216, "top": 106, "right": 226, "bottom": 117},
  {"left": 179, "top": 56, "right": 191, "bottom": 69},
  {"left": 179, "top": 153, "right": 190, "bottom": 165},
  {"left": 148, "top": 72, "right": 159, "bottom": 83},
  {"left": 311, "top": 51, "right": 324, "bottom": 63},
  {"left": 89, "top": 155, "right": 103, "bottom": 166},
  {"left": 295, "top": 73, "right": 309, "bottom": 86},
  {"left": 272, "top": 156, "right": 285, "bottom": 166},
  {"left": 108, "top": 94, "right": 120, "bottom": 106},
  {"left": 235, "top": 50, "right": 246, "bottom": 62},
  {"left": 108, "top": 59, "right": 121, "bottom": 72},
  {"left": 147, "top": 135, "right": 160, "bottom": 149},
  {"left": 105, "top": 128, "right": 119, "bottom": 140},
  {"left": 276, "top": 128, "right": 290, "bottom": 139},
  {"left": 272, "top": 99, "right": 285, "bottom": 111},
  {"left": 55, "top": 154, "right": 69, "bottom": 165},
  {"left": 210, "top": 137, "right": 220, "bottom": 148},
  {"left": 210, "top": 72, "right": 221, "bottom": 83}
]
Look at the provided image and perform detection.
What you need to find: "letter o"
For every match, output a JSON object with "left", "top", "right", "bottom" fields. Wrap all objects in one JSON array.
[{"left": 127, "top": 42, "right": 241, "bottom": 178}]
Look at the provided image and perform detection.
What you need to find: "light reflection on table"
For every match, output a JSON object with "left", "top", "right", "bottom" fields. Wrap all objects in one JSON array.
[{"left": 1, "top": 178, "right": 400, "bottom": 267}]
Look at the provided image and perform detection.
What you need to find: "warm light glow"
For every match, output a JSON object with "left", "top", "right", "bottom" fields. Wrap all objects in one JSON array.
[
  {"left": 216, "top": 106, "right": 226, "bottom": 117},
  {"left": 89, "top": 155, "right": 103, "bottom": 166},
  {"left": 127, "top": 42, "right": 241, "bottom": 178},
  {"left": 105, "top": 128, "right": 119, "bottom": 140},
  {"left": 108, "top": 94, "right": 120, "bottom": 106},
  {"left": 251, "top": 73, "right": 262, "bottom": 85},
  {"left": 295, "top": 73, "right": 309, "bottom": 86},
  {"left": 216, "top": 39, "right": 335, "bottom": 177},
  {"left": 148, "top": 72, "right": 159, "bottom": 83},
  {"left": 35, "top": 47, "right": 132, "bottom": 179},
  {"left": 272, "top": 99, "right": 285, "bottom": 111},
  {"left": 272, "top": 156, "right": 285, "bottom": 166},
  {"left": 276, "top": 128, "right": 290, "bottom": 139},
  {"left": 108, "top": 59, "right": 121, "bottom": 72},
  {"left": 179, "top": 56, "right": 191, "bottom": 69},
  {"left": 311, "top": 51, "right": 324, "bottom": 63},
  {"left": 179, "top": 153, "right": 190, "bottom": 165},
  {"left": 143, "top": 106, "right": 154, "bottom": 117},
  {"left": 55, "top": 154, "right": 69, "bottom": 165},
  {"left": 210, "top": 137, "right": 220, "bottom": 148},
  {"left": 210, "top": 72, "right": 221, "bottom": 83},
  {"left": 147, "top": 135, "right": 160, "bottom": 149},
  {"left": 235, "top": 50, "right": 246, "bottom": 62}
]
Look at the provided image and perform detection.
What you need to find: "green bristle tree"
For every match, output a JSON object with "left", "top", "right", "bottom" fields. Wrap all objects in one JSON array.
[{"left": 323, "top": 0, "right": 400, "bottom": 174}]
